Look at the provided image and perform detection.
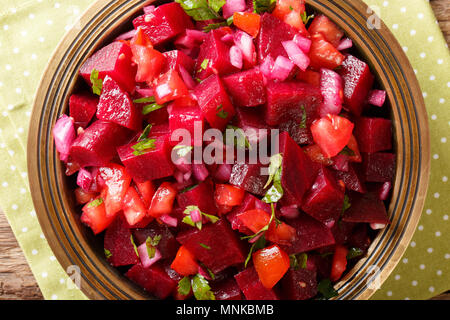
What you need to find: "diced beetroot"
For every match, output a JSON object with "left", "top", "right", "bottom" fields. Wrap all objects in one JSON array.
[
  {"left": 334, "top": 163, "right": 367, "bottom": 193},
  {"left": 149, "top": 123, "right": 170, "bottom": 137},
  {"left": 132, "top": 3, "right": 194, "bottom": 46},
  {"left": 117, "top": 135, "right": 175, "bottom": 182},
  {"left": 234, "top": 266, "right": 279, "bottom": 300},
  {"left": 354, "top": 117, "right": 392, "bottom": 153},
  {"left": 264, "top": 81, "right": 322, "bottom": 126},
  {"left": 104, "top": 215, "right": 139, "bottom": 267},
  {"left": 302, "top": 166, "right": 345, "bottom": 225},
  {"left": 338, "top": 54, "right": 375, "bottom": 116},
  {"left": 79, "top": 41, "right": 136, "bottom": 93},
  {"left": 342, "top": 192, "right": 390, "bottom": 224},
  {"left": 280, "top": 212, "right": 336, "bottom": 255},
  {"left": 195, "top": 29, "right": 238, "bottom": 80},
  {"left": 281, "top": 268, "right": 317, "bottom": 300},
  {"left": 193, "top": 74, "right": 235, "bottom": 131},
  {"left": 279, "top": 120, "right": 313, "bottom": 145},
  {"left": 229, "top": 162, "right": 268, "bottom": 196},
  {"left": 306, "top": 254, "right": 332, "bottom": 279},
  {"left": 176, "top": 180, "right": 217, "bottom": 214},
  {"left": 331, "top": 220, "right": 357, "bottom": 245},
  {"left": 168, "top": 99, "right": 204, "bottom": 146},
  {"left": 145, "top": 107, "right": 169, "bottom": 125},
  {"left": 96, "top": 76, "right": 142, "bottom": 130},
  {"left": 162, "top": 50, "right": 195, "bottom": 74},
  {"left": 348, "top": 224, "right": 372, "bottom": 253},
  {"left": 125, "top": 262, "right": 177, "bottom": 299},
  {"left": 234, "top": 107, "right": 271, "bottom": 143},
  {"left": 362, "top": 152, "right": 396, "bottom": 182},
  {"left": 211, "top": 278, "right": 243, "bottom": 300},
  {"left": 132, "top": 221, "right": 180, "bottom": 259},
  {"left": 69, "top": 93, "right": 98, "bottom": 128},
  {"left": 222, "top": 68, "right": 266, "bottom": 107},
  {"left": 69, "top": 120, "right": 131, "bottom": 167},
  {"left": 279, "top": 132, "right": 318, "bottom": 207},
  {"left": 257, "top": 13, "right": 298, "bottom": 62},
  {"left": 176, "top": 220, "right": 246, "bottom": 273}
]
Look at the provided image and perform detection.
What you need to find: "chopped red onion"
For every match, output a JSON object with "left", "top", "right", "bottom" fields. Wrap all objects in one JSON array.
[
  {"left": 186, "top": 29, "right": 208, "bottom": 42},
  {"left": 192, "top": 163, "right": 209, "bottom": 181},
  {"left": 336, "top": 38, "right": 353, "bottom": 51},
  {"left": 280, "top": 206, "right": 300, "bottom": 219},
  {"left": 77, "top": 168, "right": 93, "bottom": 192},
  {"left": 143, "top": 5, "right": 155, "bottom": 14},
  {"left": 378, "top": 182, "right": 392, "bottom": 201},
  {"left": 234, "top": 30, "right": 256, "bottom": 66},
  {"left": 135, "top": 87, "right": 154, "bottom": 98},
  {"left": 174, "top": 170, "right": 185, "bottom": 184},
  {"left": 293, "top": 34, "right": 312, "bottom": 53},
  {"left": 370, "top": 223, "right": 386, "bottom": 230},
  {"left": 230, "top": 45, "right": 243, "bottom": 69},
  {"left": 319, "top": 68, "right": 344, "bottom": 117},
  {"left": 190, "top": 209, "right": 202, "bottom": 223},
  {"left": 213, "top": 163, "right": 232, "bottom": 182},
  {"left": 174, "top": 33, "right": 196, "bottom": 50},
  {"left": 324, "top": 219, "right": 336, "bottom": 228},
  {"left": 137, "top": 242, "right": 162, "bottom": 268},
  {"left": 173, "top": 156, "right": 192, "bottom": 174},
  {"left": 282, "top": 40, "right": 310, "bottom": 71},
  {"left": 159, "top": 214, "right": 178, "bottom": 227},
  {"left": 115, "top": 29, "right": 137, "bottom": 41},
  {"left": 367, "top": 89, "right": 386, "bottom": 107},
  {"left": 259, "top": 56, "right": 275, "bottom": 78},
  {"left": 53, "top": 114, "right": 76, "bottom": 163},
  {"left": 222, "top": 0, "right": 246, "bottom": 19},
  {"left": 178, "top": 65, "right": 197, "bottom": 89},
  {"left": 271, "top": 55, "right": 295, "bottom": 81}
]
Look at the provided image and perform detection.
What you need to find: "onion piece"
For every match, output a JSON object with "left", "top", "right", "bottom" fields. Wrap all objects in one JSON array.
[
  {"left": 234, "top": 30, "right": 256, "bottom": 66},
  {"left": 222, "top": 0, "right": 246, "bottom": 19},
  {"left": 190, "top": 209, "right": 202, "bottom": 223},
  {"left": 77, "top": 168, "right": 93, "bottom": 192},
  {"left": 282, "top": 40, "right": 310, "bottom": 71},
  {"left": 186, "top": 29, "right": 208, "bottom": 42},
  {"left": 53, "top": 114, "right": 76, "bottom": 163},
  {"left": 370, "top": 223, "right": 386, "bottom": 230},
  {"left": 213, "top": 164, "right": 232, "bottom": 182},
  {"left": 137, "top": 242, "right": 162, "bottom": 268},
  {"left": 271, "top": 55, "right": 295, "bottom": 81},
  {"left": 115, "top": 29, "right": 137, "bottom": 41},
  {"left": 319, "top": 68, "right": 344, "bottom": 117},
  {"left": 135, "top": 87, "right": 154, "bottom": 98},
  {"left": 221, "top": 33, "right": 234, "bottom": 44},
  {"left": 293, "top": 34, "right": 312, "bottom": 53},
  {"left": 159, "top": 214, "right": 178, "bottom": 227},
  {"left": 229, "top": 45, "right": 243, "bottom": 69},
  {"left": 367, "top": 89, "right": 386, "bottom": 107},
  {"left": 259, "top": 56, "right": 275, "bottom": 78},
  {"left": 336, "top": 38, "right": 353, "bottom": 51},
  {"left": 192, "top": 163, "right": 209, "bottom": 181},
  {"left": 280, "top": 206, "right": 300, "bottom": 219},
  {"left": 178, "top": 65, "right": 197, "bottom": 90},
  {"left": 143, "top": 5, "right": 156, "bottom": 14},
  {"left": 378, "top": 182, "right": 392, "bottom": 201}
]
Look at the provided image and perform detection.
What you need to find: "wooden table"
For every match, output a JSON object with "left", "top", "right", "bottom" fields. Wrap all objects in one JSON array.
[{"left": 0, "top": 0, "right": 448, "bottom": 300}]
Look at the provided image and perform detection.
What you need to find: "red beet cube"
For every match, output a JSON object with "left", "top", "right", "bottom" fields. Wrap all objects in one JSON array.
[
  {"left": 362, "top": 152, "right": 396, "bottom": 182},
  {"left": 132, "top": 221, "right": 180, "bottom": 259},
  {"left": 104, "top": 215, "right": 139, "bottom": 267},
  {"left": 176, "top": 180, "right": 217, "bottom": 214},
  {"left": 69, "top": 120, "right": 131, "bottom": 167},
  {"left": 176, "top": 220, "right": 246, "bottom": 273},
  {"left": 162, "top": 50, "right": 195, "bottom": 74},
  {"left": 125, "top": 262, "right": 177, "bottom": 299},
  {"left": 234, "top": 266, "right": 279, "bottom": 300},
  {"left": 229, "top": 162, "right": 268, "bottom": 196},
  {"left": 264, "top": 81, "right": 322, "bottom": 126},
  {"left": 97, "top": 76, "right": 143, "bottom": 130},
  {"left": 348, "top": 224, "right": 372, "bottom": 253},
  {"left": 334, "top": 163, "right": 367, "bottom": 193},
  {"left": 132, "top": 3, "right": 194, "bottom": 46},
  {"left": 69, "top": 93, "right": 98, "bottom": 128},
  {"left": 168, "top": 99, "right": 204, "bottom": 146},
  {"left": 222, "top": 68, "right": 266, "bottom": 107},
  {"left": 354, "top": 117, "right": 392, "bottom": 153},
  {"left": 331, "top": 220, "right": 357, "bottom": 245},
  {"left": 117, "top": 134, "right": 175, "bottom": 182},
  {"left": 211, "top": 278, "right": 243, "bottom": 300},
  {"left": 234, "top": 107, "right": 272, "bottom": 143},
  {"left": 279, "top": 132, "right": 318, "bottom": 207},
  {"left": 193, "top": 74, "right": 235, "bottom": 131},
  {"left": 342, "top": 192, "right": 390, "bottom": 224},
  {"left": 302, "top": 166, "right": 345, "bottom": 225},
  {"left": 338, "top": 54, "right": 374, "bottom": 116},
  {"left": 257, "top": 13, "right": 298, "bottom": 62},
  {"left": 79, "top": 41, "right": 136, "bottom": 93},
  {"left": 280, "top": 212, "right": 336, "bottom": 255},
  {"left": 281, "top": 268, "right": 318, "bottom": 300},
  {"left": 279, "top": 120, "right": 314, "bottom": 146}
]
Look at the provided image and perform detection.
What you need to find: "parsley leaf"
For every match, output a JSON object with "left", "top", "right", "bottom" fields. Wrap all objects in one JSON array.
[
  {"left": 142, "top": 103, "right": 165, "bottom": 115},
  {"left": 137, "top": 124, "right": 152, "bottom": 142},
  {"left": 132, "top": 138, "right": 157, "bottom": 156},
  {"left": 133, "top": 96, "right": 155, "bottom": 104},
  {"left": 200, "top": 58, "right": 209, "bottom": 70},
  {"left": 290, "top": 253, "right": 308, "bottom": 270},
  {"left": 209, "top": 0, "right": 226, "bottom": 12},
  {"left": 339, "top": 146, "right": 356, "bottom": 156},
  {"left": 244, "top": 235, "right": 266, "bottom": 267},
  {"left": 145, "top": 235, "right": 162, "bottom": 259},
  {"left": 199, "top": 243, "right": 211, "bottom": 250},
  {"left": 104, "top": 248, "right": 112, "bottom": 259},
  {"left": 90, "top": 69, "right": 103, "bottom": 95},
  {"left": 317, "top": 278, "right": 338, "bottom": 299},
  {"left": 216, "top": 104, "right": 229, "bottom": 119},
  {"left": 203, "top": 21, "right": 228, "bottom": 32},
  {"left": 130, "top": 235, "right": 139, "bottom": 257},
  {"left": 301, "top": 12, "right": 315, "bottom": 25},
  {"left": 182, "top": 205, "right": 219, "bottom": 230},
  {"left": 347, "top": 247, "right": 364, "bottom": 260},
  {"left": 192, "top": 274, "right": 215, "bottom": 300},
  {"left": 264, "top": 153, "right": 283, "bottom": 189},
  {"left": 87, "top": 197, "right": 103, "bottom": 208},
  {"left": 178, "top": 276, "right": 192, "bottom": 296},
  {"left": 175, "top": 0, "right": 222, "bottom": 21},
  {"left": 180, "top": 184, "right": 198, "bottom": 194},
  {"left": 253, "top": 0, "right": 276, "bottom": 14},
  {"left": 173, "top": 145, "right": 193, "bottom": 158},
  {"left": 299, "top": 105, "right": 307, "bottom": 129},
  {"left": 342, "top": 194, "right": 351, "bottom": 212}
]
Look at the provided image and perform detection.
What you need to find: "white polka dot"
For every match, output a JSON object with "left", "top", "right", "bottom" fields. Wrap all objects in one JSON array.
[
  {"left": 46, "top": 20, "right": 53, "bottom": 25},
  {"left": 8, "top": 150, "right": 14, "bottom": 157},
  {"left": 54, "top": 3, "right": 60, "bottom": 8},
  {"left": 20, "top": 30, "right": 27, "bottom": 36},
  {"left": 433, "top": 154, "right": 439, "bottom": 160},
  {"left": 427, "top": 248, "right": 433, "bottom": 253},
  {"left": 3, "top": 25, "right": 9, "bottom": 31},
  {"left": 419, "top": 52, "right": 426, "bottom": 59},
  {"left": 437, "top": 270, "right": 442, "bottom": 276},
  {"left": 40, "top": 233, "right": 45, "bottom": 239},
  {"left": 404, "top": 297, "right": 410, "bottom": 300},
  {"left": 2, "top": 182, "right": 8, "bottom": 187},
  {"left": 51, "top": 295, "right": 58, "bottom": 300},
  {"left": 410, "top": 241, "right": 416, "bottom": 247},
  {"left": 417, "top": 13, "right": 424, "bottom": 19},
  {"left": 429, "top": 75, "right": 435, "bottom": 81},
  {"left": 437, "top": 59, "right": 443, "bottom": 65},
  {"left": 425, "top": 208, "right": 432, "bottom": 214},
  {"left": 439, "top": 98, "right": 445, "bottom": 104},
  {"left": 429, "top": 287, "right": 435, "bottom": 293},
  {"left": 403, "top": 258, "right": 408, "bottom": 264},
  {"left": 29, "top": 13, "right": 35, "bottom": 19},
  {"left": 11, "top": 204, "right": 18, "bottom": 210},
  {"left": 434, "top": 192, "right": 440, "bottom": 198},
  {"left": 435, "top": 231, "right": 441, "bottom": 237},
  {"left": 411, "top": 280, "right": 418, "bottom": 286},
  {"left": 410, "top": 30, "right": 416, "bottom": 36},
  {"left": 418, "top": 225, "right": 424, "bottom": 231},
  {"left": 50, "top": 256, "right": 56, "bottom": 261},
  {"left": 419, "top": 264, "right": 425, "bottom": 270},
  {"left": 31, "top": 249, "right": 38, "bottom": 255},
  {"left": 42, "top": 272, "right": 48, "bottom": 278},
  {"left": 13, "top": 47, "right": 19, "bottom": 54},
  {"left": 30, "top": 210, "right": 36, "bottom": 217},
  {"left": 21, "top": 172, "right": 27, "bottom": 178},
  {"left": 59, "top": 278, "right": 65, "bottom": 284},
  {"left": 20, "top": 188, "right": 26, "bottom": 194},
  {"left": 5, "top": 64, "right": 11, "bottom": 71},
  {"left": 394, "top": 274, "right": 401, "bottom": 280},
  {"left": 447, "top": 82, "right": 450, "bottom": 88},
  {"left": 431, "top": 114, "right": 437, "bottom": 120},
  {"left": 445, "top": 253, "right": 450, "bottom": 259},
  {"left": 39, "top": 37, "right": 45, "bottom": 43},
  {"left": 441, "top": 137, "right": 447, "bottom": 143},
  {"left": 383, "top": 1, "right": 389, "bottom": 7},
  {"left": 402, "top": 46, "right": 408, "bottom": 53},
  {"left": 444, "top": 215, "right": 449, "bottom": 221},
  {"left": 22, "top": 227, "right": 28, "bottom": 233},
  {"left": 400, "top": 7, "right": 406, "bottom": 13},
  {"left": 422, "top": 92, "right": 427, "bottom": 98},
  {"left": 31, "top": 54, "right": 37, "bottom": 60},
  {"left": 428, "top": 36, "right": 434, "bottom": 42},
  {"left": 393, "top": 24, "right": 398, "bottom": 30},
  {"left": 387, "top": 291, "right": 392, "bottom": 296},
  {"left": 10, "top": 165, "right": 16, "bottom": 171}
]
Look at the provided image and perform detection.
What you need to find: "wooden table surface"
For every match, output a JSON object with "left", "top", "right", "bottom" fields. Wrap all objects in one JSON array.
[{"left": 0, "top": 0, "right": 448, "bottom": 300}]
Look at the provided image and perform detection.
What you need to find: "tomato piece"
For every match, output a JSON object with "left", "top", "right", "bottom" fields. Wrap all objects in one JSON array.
[
  {"left": 283, "top": 10, "right": 308, "bottom": 35},
  {"left": 135, "top": 180, "right": 155, "bottom": 208},
  {"left": 148, "top": 182, "right": 177, "bottom": 218},
  {"left": 98, "top": 164, "right": 132, "bottom": 218},
  {"left": 154, "top": 69, "right": 189, "bottom": 104},
  {"left": 122, "top": 187, "right": 148, "bottom": 226},
  {"left": 170, "top": 245, "right": 199, "bottom": 276},
  {"left": 310, "top": 114, "right": 354, "bottom": 158},
  {"left": 308, "top": 14, "right": 344, "bottom": 47},
  {"left": 131, "top": 44, "right": 165, "bottom": 83},
  {"left": 215, "top": 184, "right": 246, "bottom": 207},
  {"left": 130, "top": 27, "right": 153, "bottom": 47},
  {"left": 252, "top": 244, "right": 290, "bottom": 289},
  {"left": 74, "top": 187, "right": 97, "bottom": 204},
  {"left": 233, "top": 12, "right": 261, "bottom": 38},
  {"left": 272, "top": 0, "right": 306, "bottom": 20},
  {"left": 346, "top": 134, "right": 362, "bottom": 163},
  {"left": 237, "top": 209, "right": 297, "bottom": 245},
  {"left": 309, "top": 34, "right": 345, "bottom": 70},
  {"left": 330, "top": 244, "right": 348, "bottom": 281},
  {"left": 81, "top": 197, "right": 115, "bottom": 235},
  {"left": 304, "top": 144, "right": 334, "bottom": 166},
  {"left": 296, "top": 69, "right": 321, "bottom": 87}
]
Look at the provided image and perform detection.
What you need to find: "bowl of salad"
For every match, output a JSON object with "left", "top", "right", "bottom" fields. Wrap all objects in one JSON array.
[{"left": 28, "top": 0, "right": 429, "bottom": 300}]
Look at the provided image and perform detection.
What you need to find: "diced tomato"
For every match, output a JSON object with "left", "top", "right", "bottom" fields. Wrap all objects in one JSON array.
[
  {"left": 154, "top": 69, "right": 189, "bottom": 104},
  {"left": 346, "top": 134, "right": 362, "bottom": 163},
  {"left": 81, "top": 197, "right": 115, "bottom": 235},
  {"left": 215, "top": 184, "right": 246, "bottom": 207},
  {"left": 122, "top": 187, "right": 148, "bottom": 226},
  {"left": 296, "top": 69, "right": 321, "bottom": 87},
  {"left": 308, "top": 14, "right": 344, "bottom": 47},
  {"left": 130, "top": 27, "right": 153, "bottom": 47},
  {"left": 330, "top": 244, "right": 348, "bottom": 281},
  {"left": 304, "top": 144, "right": 334, "bottom": 166},
  {"left": 237, "top": 209, "right": 297, "bottom": 245},
  {"left": 233, "top": 12, "right": 261, "bottom": 38},
  {"left": 148, "top": 182, "right": 177, "bottom": 218},
  {"left": 310, "top": 114, "right": 354, "bottom": 158},
  {"left": 98, "top": 164, "right": 132, "bottom": 218},
  {"left": 283, "top": 10, "right": 308, "bottom": 35},
  {"left": 309, "top": 34, "right": 345, "bottom": 70},
  {"left": 74, "top": 187, "right": 97, "bottom": 204},
  {"left": 171, "top": 245, "right": 199, "bottom": 276},
  {"left": 135, "top": 180, "right": 155, "bottom": 208},
  {"left": 131, "top": 44, "right": 166, "bottom": 83},
  {"left": 272, "top": 0, "right": 306, "bottom": 20},
  {"left": 253, "top": 244, "right": 290, "bottom": 289}
]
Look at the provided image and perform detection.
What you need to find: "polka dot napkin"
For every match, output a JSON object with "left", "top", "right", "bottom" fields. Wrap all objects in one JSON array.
[{"left": 0, "top": 0, "right": 448, "bottom": 300}]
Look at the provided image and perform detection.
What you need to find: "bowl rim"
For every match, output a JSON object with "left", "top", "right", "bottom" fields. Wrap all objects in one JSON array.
[{"left": 27, "top": 0, "right": 430, "bottom": 300}]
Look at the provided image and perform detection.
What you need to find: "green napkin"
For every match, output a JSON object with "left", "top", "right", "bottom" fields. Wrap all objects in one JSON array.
[{"left": 0, "top": 0, "right": 448, "bottom": 300}]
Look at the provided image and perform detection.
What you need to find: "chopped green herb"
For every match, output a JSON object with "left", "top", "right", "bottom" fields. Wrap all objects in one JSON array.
[
  {"left": 146, "top": 235, "right": 162, "bottom": 259},
  {"left": 262, "top": 182, "right": 284, "bottom": 204},
  {"left": 203, "top": 22, "right": 227, "bottom": 32},
  {"left": 130, "top": 235, "right": 139, "bottom": 257},
  {"left": 182, "top": 205, "right": 219, "bottom": 230},
  {"left": 104, "top": 248, "right": 112, "bottom": 259},
  {"left": 209, "top": 0, "right": 226, "bottom": 12},
  {"left": 244, "top": 235, "right": 266, "bottom": 267},
  {"left": 289, "top": 5, "right": 293, "bottom": 11},
  {"left": 182, "top": 215, "right": 202, "bottom": 230},
  {"left": 191, "top": 274, "right": 215, "bottom": 300},
  {"left": 142, "top": 102, "right": 165, "bottom": 115},
  {"left": 226, "top": 16, "right": 234, "bottom": 25},
  {"left": 299, "top": 105, "right": 307, "bottom": 129},
  {"left": 339, "top": 146, "right": 356, "bottom": 156},
  {"left": 317, "top": 278, "right": 338, "bottom": 299},
  {"left": 242, "top": 203, "right": 279, "bottom": 241},
  {"left": 290, "top": 252, "right": 308, "bottom": 270},
  {"left": 216, "top": 104, "right": 229, "bottom": 119},
  {"left": 175, "top": 0, "right": 222, "bottom": 21},
  {"left": 90, "top": 69, "right": 103, "bottom": 95},
  {"left": 200, "top": 58, "right": 209, "bottom": 71},
  {"left": 137, "top": 124, "right": 152, "bottom": 142},
  {"left": 253, "top": 0, "right": 276, "bottom": 14},
  {"left": 180, "top": 184, "right": 199, "bottom": 194},
  {"left": 264, "top": 153, "right": 283, "bottom": 189},
  {"left": 178, "top": 276, "right": 192, "bottom": 296},
  {"left": 132, "top": 138, "right": 157, "bottom": 156},
  {"left": 226, "top": 125, "right": 252, "bottom": 150},
  {"left": 300, "top": 11, "right": 315, "bottom": 25},
  {"left": 173, "top": 145, "right": 193, "bottom": 158},
  {"left": 87, "top": 197, "right": 103, "bottom": 208},
  {"left": 133, "top": 96, "right": 156, "bottom": 104},
  {"left": 347, "top": 247, "right": 364, "bottom": 260},
  {"left": 199, "top": 243, "right": 211, "bottom": 250},
  {"left": 342, "top": 194, "right": 351, "bottom": 212},
  {"left": 207, "top": 268, "right": 216, "bottom": 280}
]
